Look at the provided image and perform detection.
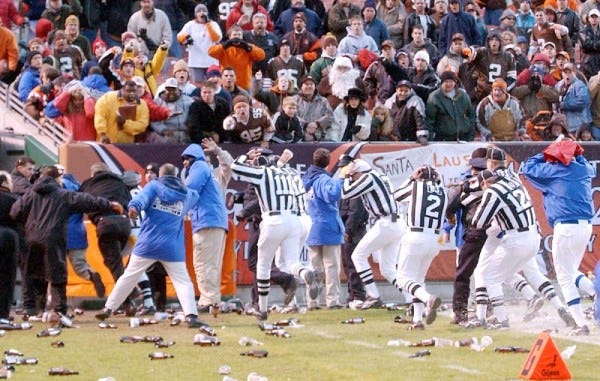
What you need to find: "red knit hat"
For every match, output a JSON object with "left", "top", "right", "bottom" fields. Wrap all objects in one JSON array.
[
  {"left": 92, "top": 38, "right": 107, "bottom": 53},
  {"left": 35, "top": 19, "right": 54, "bottom": 41}
]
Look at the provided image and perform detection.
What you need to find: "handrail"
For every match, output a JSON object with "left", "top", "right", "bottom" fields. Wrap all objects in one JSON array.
[{"left": 0, "top": 81, "right": 71, "bottom": 148}]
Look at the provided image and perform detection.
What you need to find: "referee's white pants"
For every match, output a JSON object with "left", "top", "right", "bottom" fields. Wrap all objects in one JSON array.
[
  {"left": 552, "top": 221, "right": 593, "bottom": 303},
  {"left": 396, "top": 231, "right": 440, "bottom": 292},
  {"left": 105, "top": 254, "right": 198, "bottom": 317},
  {"left": 477, "top": 230, "right": 539, "bottom": 302},
  {"left": 275, "top": 214, "right": 311, "bottom": 273},
  {"left": 473, "top": 226, "right": 503, "bottom": 289},
  {"left": 352, "top": 217, "right": 404, "bottom": 284},
  {"left": 257, "top": 213, "right": 302, "bottom": 281}
]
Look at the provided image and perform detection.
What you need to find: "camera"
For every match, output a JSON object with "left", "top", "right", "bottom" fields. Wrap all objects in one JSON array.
[{"left": 200, "top": 14, "right": 208, "bottom": 22}]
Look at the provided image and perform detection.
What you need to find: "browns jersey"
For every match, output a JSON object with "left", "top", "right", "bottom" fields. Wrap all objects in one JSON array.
[
  {"left": 472, "top": 48, "right": 516, "bottom": 89},
  {"left": 224, "top": 107, "right": 275, "bottom": 144}
]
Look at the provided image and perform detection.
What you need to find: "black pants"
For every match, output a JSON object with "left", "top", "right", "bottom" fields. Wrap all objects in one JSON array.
[
  {"left": 96, "top": 216, "right": 131, "bottom": 282},
  {"left": 341, "top": 233, "right": 366, "bottom": 303},
  {"left": 0, "top": 228, "right": 18, "bottom": 319},
  {"left": 147, "top": 263, "right": 167, "bottom": 311},
  {"left": 246, "top": 220, "right": 295, "bottom": 305},
  {"left": 452, "top": 229, "right": 487, "bottom": 314}
]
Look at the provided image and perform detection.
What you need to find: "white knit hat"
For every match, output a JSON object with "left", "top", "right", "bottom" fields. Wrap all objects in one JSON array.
[
  {"left": 333, "top": 56, "right": 353, "bottom": 69},
  {"left": 414, "top": 50, "right": 430, "bottom": 66}
]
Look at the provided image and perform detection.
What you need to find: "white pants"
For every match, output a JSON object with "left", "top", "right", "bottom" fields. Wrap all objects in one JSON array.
[
  {"left": 307, "top": 245, "right": 342, "bottom": 307},
  {"left": 352, "top": 216, "right": 404, "bottom": 284},
  {"left": 257, "top": 212, "right": 302, "bottom": 281},
  {"left": 105, "top": 254, "right": 198, "bottom": 317},
  {"left": 396, "top": 230, "right": 440, "bottom": 290},
  {"left": 275, "top": 213, "right": 311, "bottom": 272},
  {"left": 552, "top": 221, "right": 593, "bottom": 302}
]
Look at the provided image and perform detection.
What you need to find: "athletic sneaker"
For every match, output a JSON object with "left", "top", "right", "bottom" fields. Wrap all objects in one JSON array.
[
  {"left": 523, "top": 295, "right": 544, "bottom": 322},
  {"left": 348, "top": 300, "right": 364, "bottom": 310},
  {"left": 459, "top": 318, "right": 486, "bottom": 329},
  {"left": 360, "top": 296, "right": 383, "bottom": 310},
  {"left": 407, "top": 321, "right": 425, "bottom": 331},
  {"left": 425, "top": 295, "right": 441, "bottom": 324},
  {"left": 486, "top": 318, "right": 510, "bottom": 330},
  {"left": 283, "top": 278, "right": 298, "bottom": 306},
  {"left": 557, "top": 307, "right": 576, "bottom": 327},
  {"left": 568, "top": 325, "right": 590, "bottom": 336},
  {"left": 303, "top": 270, "right": 320, "bottom": 300}
]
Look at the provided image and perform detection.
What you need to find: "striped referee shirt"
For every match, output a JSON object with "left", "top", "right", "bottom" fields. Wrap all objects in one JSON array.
[
  {"left": 231, "top": 156, "right": 297, "bottom": 214},
  {"left": 394, "top": 179, "right": 448, "bottom": 230},
  {"left": 342, "top": 170, "right": 398, "bottom": 219},
  {"left": 472, "top": 175, "right": 537, "bottom": 231},
  {"left": 281, "top": 166, "right": 307, "bottom": 215}
]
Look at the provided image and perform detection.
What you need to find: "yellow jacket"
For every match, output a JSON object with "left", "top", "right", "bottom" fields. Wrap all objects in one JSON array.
[
  {"left": 123, "top": 46, "right": 168, "bottom": 97},
  {"left": 94, "top": 90, "right": 149, "bottom": 143}
]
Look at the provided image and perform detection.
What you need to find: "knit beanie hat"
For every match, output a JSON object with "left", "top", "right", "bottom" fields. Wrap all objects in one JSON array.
[
  {"left": 172, "top": 59, "right": 189, "bottom": 75},
  {"left": 440, "top": 70, "right": 459, "bottom": 83},
  {"left": 195, "top": 3, "right": 208, "bottom": 14},
  {"left": 35, "top": 19, "right": 54, "bottom": 41},
  {"left": 92, "top": 38, "right": 107, "bottom": 53},
  {"left": 414, "top": 50, "right": 430, "bottom": 66},
  {"left": 322, "top": 33, "right": 337, "bottom": 47},
  {"left": 492, "top": 78, "right": 507, "bottom": 92},
  {"left": 232, "top": 95, "right": 250, "bottom": 108},
  {"left": 26, "top": 51, "right": 42, "bottom": 65},
  {"left": 363, "top": 0, "right": 376, "bottom": 10}
]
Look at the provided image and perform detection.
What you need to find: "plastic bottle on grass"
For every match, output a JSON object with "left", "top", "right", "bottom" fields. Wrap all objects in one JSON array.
[
  {"left": 561, "top": 345, "right": 576, "bottom": 360},
  {"left": 240, "top": 349, "right": 268, "bottom": 358},
  {"left": 342, "top": 317, "right": 364, "bottom": 324},
  {"left": 48, "top": 368, "right": 79, "bottom": 375}
]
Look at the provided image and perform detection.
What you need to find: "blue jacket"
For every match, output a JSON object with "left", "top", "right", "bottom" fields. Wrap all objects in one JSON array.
[
  {"left": 81, "top": 73, "right": 112, "bottom": 99},
  {"left": 129, "top": 175, "right": 199, "bottom": 261},
  {"left": 62, "top": 173, "right": 88, "bottom": 250},
  {"left": 275, "top": 7, "right": 322, "bottom": 38},
  {"left": 556, "top": 78, "right": 592, "bottom": 133},
  {"left": 364, "top": 18, "right": 390, "bottom": 49},
  {"left": 438, "top": 11, "right": 479, "bottom": 54},
  {"left": 18, "top": 66, "right": 41, "bottom": 102},
  {"left": 182, "top": 144, "right": 228, "bottom": 233},
  {"left": 302, "top": 165, "right": 344, "bottom": 246},
  {"left": 521, "top": 153, "right": 595, "bottom": 227}
]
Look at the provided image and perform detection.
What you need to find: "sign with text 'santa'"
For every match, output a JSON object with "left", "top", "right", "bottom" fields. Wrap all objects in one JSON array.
[{"left": 519, "top": 332, "right": 571, "bottom": 380}]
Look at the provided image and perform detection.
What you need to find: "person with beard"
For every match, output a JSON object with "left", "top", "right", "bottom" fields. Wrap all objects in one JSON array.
[
  {"left": 309, "top": 34, "right": 337, "bottom": 85},
  {"left": 337, "top": 16, "right": 380, "bottom": 65},
  {"left": 275, "top": 0, "right": 322, "bottom": 38},
  {"left": 438, "top": 0, "right": 479, "bottom": 54},
  {"left": 383, "top": 80, "right": 428, "bottom": 143},
  {"left": 426, "top": 70, "right": 475, "bottom": 141},
  {"left": 476, "top": 78, "right": 527, "bottom": 141},
  {"left": 243, "top": 13, "right": 280, "bottom": 77},
  {"left": 254, "top": 74, "right": 297, "bottom": 115},
  {"left": 149, "top": 77, "right": 194, "bottom": 144},
  {"left": 328, "top": 87, "right": 371, "bottom": 142},
  {"left": 403, "top": 25, "right": 440, "bottom": 69},
  {"left": 465, "top": 30, "right": 517, "bottom": 101},
  {"left": 295, "top": 75, "right": 332, "bottom": 142},
  {"left": 282, "top": 12, "right": 320, "bottom": 70},
  {"left": 187, "top": 81, "right": 231, "bottom": 143},
  {"left": 317, "top": 55, "right": 363, "bottom": 110},
  {"left": 266, "top": 39, "right": 305, "bottom": 89},
  {"left": 227, "top": 0, "right": 273, "bottom": 32},
  {"left": 381, "top": 49, "right": 440, "bottom": 103},
  {"left": 363, "top": 39, "right": 396, "bottom": 108},
  {"left": 223, "top": 95, "right": 275, "bottom": 145},
  {"left": 436, "top": 32, "right": 467, "bottom": 75},
  {"left": 177, "top": 4, "right": 222, "bottom": 83}
]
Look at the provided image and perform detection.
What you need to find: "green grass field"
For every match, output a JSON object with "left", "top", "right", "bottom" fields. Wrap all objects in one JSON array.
[{"left": 2, "top": 307, "right": 597, "bottom": 381}]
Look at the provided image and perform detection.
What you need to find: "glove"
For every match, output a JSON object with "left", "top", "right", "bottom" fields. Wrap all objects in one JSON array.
[
  {"left": 529, "top": 74, "right": 542, "bottom": 94},
  {"left": 351, "top": 125, "right": 362, "bottom": 135},
  {"left": 239, "top": 40, "right": 252, "bottom": 52},
  {"left": 138, "top": 28, "right": 148, "bottom": 39},
  {"left": 222, "top": 38, "right": 236, "bottom": 49}
]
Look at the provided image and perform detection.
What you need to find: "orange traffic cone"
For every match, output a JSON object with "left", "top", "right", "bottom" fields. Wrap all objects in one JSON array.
[{"left": 519, "top": 332, "right": 571, "bottom": 380}]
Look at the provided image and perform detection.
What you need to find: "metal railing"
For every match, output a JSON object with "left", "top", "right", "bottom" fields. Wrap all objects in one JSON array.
[{"left": 0, "top": 81, "right": 71, "bottom": 149}]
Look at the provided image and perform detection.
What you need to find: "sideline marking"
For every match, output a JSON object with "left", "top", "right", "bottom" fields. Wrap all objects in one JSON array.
[{"left": 444, "top": 364, "right": 482, "bottom": 375}]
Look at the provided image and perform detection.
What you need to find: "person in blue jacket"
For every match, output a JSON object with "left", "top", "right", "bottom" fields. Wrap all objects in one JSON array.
[
  {"left": 17, "top": 51, "right": 43, "bottom": 102},
  {"left": 95, "top": 163, "right": 209, "bottom": 328},
  {"left": 302, "top": 148, "right": 344, "bottom": 309},
  {"left": 521, "top": 139, "right": 596, "bottom": 336},
  {"left": 181, "top": 143, "right": 228, "bottom": 313}
]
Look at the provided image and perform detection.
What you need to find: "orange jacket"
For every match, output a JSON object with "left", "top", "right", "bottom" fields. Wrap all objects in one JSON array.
[
  {"left": 208, "top": 43, "right": 265, "bottom": 90},
  {"left": 0, "top": 26, "right": 18, "bottom": 71}
]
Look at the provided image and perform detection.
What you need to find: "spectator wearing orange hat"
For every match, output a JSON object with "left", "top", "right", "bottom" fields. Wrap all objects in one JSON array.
[
  {"left": 309, "top": 33, "right": 337, "bottom": 84},
  {"left": 40, "top": 0, "right": 82, "bottom": 31},
  {"left": 177, "top": 3, "right": 222, "bottom": 83},
  {"left": 476, "top": 78, "right": 527, "bottom": 141}
]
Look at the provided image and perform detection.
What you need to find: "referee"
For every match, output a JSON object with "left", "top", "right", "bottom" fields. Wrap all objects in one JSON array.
[
  {"left": 341, "top": 159, "right": 405, "bottom": 309},
  {"left": 231, "top": 149, "right": 318, "bottom": 321}
]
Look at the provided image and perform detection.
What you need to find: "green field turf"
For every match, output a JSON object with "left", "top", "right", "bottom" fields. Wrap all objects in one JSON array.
[{"left": 1, "top": 308, "right": 597, "bottom": 381}]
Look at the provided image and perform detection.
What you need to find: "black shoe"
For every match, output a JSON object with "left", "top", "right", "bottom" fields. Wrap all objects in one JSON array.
[
  {"left": 283, "top": 278, "right": 298, "bottom": 306},
  {"left": 123, "top": 301, "right": 137, "bottom": 317},
  {"left": 197, "top": 305, "right": 211, "bottom": 313},
  {"left": 95, "top": 308, "right": 112, "bottom": 321},
  {"left": 253, "top": 310, "right": 268, "bottom": 322},
  {"left": 425, "top": 295, "right": 441, "bottom": 325},
  {"left": 136, "top": 306, "right": 157, "bottom": 316},
  {"left": 187, "top": 315, "right": 209, "bottom": 328},
  {"left": 89, "top": 272, "right": 105, "bottom": 298}
]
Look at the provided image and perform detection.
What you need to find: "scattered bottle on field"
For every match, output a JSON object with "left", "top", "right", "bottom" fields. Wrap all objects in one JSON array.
[
  {"left": 432, "top": 337, "right": 454, "bottom": 347},
  {"left": 455, "top": 337, "right": 478, "bottom": 347},
  {"left": 98, "top": 322, "right": 117, "bottom": 329},
  {"left": 51, "top": 341, "right": 65, "bottom": 348},
  {"left": 387, "top": 339, "right": 410, "bottom": 347},
  {"left": 155, "top": 341, "right": 176, "bottom": 348},
  {"left": 240, "top": 349, "right": 268, "bottom": 358},
  {"left": 3, "top": 349, "right": 23, "bottom": 356},
  {"left": 408, "top": 350, "right": 431, "bottom": 358},
  {"left": 239, "top": 336, "right": 263, "bottom": 346},
  {"left": 120, "top": 336, "right": 144, "bottom": 343},
  {"left": 218, "top": 365, "right": 232, "bottom": 375},
  {"left": 37, "top": 327, "right": 61, "bottom": 337},
  {"left": 58, "top": 312, "right": 74, "bottom": 328},
  {"left": 3, "top": 356, "right": 38, "bottom": 365},
  {"left": 561, "top": 345, "right": 576, "bottom": 360},
  {"left": 170, "top": 313, "right": 185, "bottom": 326},
  {"left": 142, "top": 336, "right": 163, "bottom": 343},
  {"left": 48, "top": 367, "right": 79, "bottom": 375},
  {"left": 0, "top": 366, "right": 12, "bottom": 379},
  {"left": 153, "top": 312, "right": 172, "bottom": 321},
  {"left": 275, "top": 318, "right": 299, "bottom": 327},
  {"left": 0, "top": 319, "right": 32, "bottom": 331},
  {"left": 408, "top": 338, "right": 435, "bottom": 347},
  {"left": 341, "top": 317, "right": 365, "bottom": 324},
  {"left": 199, "top": 325, "right": 217, "bottom": 336},
  {"left": 0, "top": 330, "right": 5, "bottom": 337},
  {"left": 494, "top": 346, "right": 529, "bottom": 353},
  {"left": 265, "top": 329, "right": 290, "bottom": 338},
  {"left": 130, "top": 318, "right": 158, "bottom": 328},
  {"left": 258, "top": 322, "right": 279, "bottom": 331},
  {"left": 193, "top": 334, "right": 221, "bottom": 346},
  {"left": 148, "top": 352, "right": 174, "bottom": 360}
]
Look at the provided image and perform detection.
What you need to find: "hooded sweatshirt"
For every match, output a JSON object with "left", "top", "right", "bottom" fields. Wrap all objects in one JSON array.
[
  {"left": 128, "top": 175, "right": 199, "bottom": 261},
  {"left": 181, "top": 144, "right": 228, "bottom": 233},
  {"left": 302, "top": 165, "right": 344, "bottom": 246}
]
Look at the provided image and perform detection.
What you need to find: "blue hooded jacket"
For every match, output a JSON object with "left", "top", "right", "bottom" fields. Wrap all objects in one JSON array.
[
  {"left": 302, "top": 165, "right": 344, "bottom": 246},
  {"left": 181, "top": 144, "right": 228, "bottom": 233},
  {"left": 62, "top": 173, "right": 88, "bottom": 250},
  {"left": 129, "top": 175, "right": 199, "bottom": 261},
  {"left": 18, "top": 66, "right": 41, "bottom": 102},
  {"left": 521, "top": 153, "right": 595, "bottom": 227}
]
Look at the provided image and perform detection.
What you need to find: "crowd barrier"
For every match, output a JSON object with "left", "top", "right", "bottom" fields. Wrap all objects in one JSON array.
[{"left": 62, "top": 141, "right": 600, "bottom": 297}]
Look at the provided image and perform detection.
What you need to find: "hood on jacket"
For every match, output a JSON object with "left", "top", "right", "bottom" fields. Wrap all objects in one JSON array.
[
  {"left": 302, "top": 164, "right": 329, "bottom": 190},
  {"left": 82, "top": 74, "right": 111, "bottom": 92},
  {"left": 61, "top": 173, "right": 80, "bottom": 191},
  {"left": 32, "top": 175, "right": 60, "bottom": 195},
  {"left": 155, "top": 175, "right": 188, "bottom": 203},
  {"left": 182, "top": 144, "right": 207, "bottom": 162}
]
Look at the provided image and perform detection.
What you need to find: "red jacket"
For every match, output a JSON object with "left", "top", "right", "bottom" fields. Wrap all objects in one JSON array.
[
  {"left": 0, "top": 0, "right": 24, "bottom": 29},
  {"left": 226, "top": 0, "right": 273, "bottom": 32},
  {"left": 141, "top": 92, "right": 170, "bottom": 122},
  {"left": 53, "top": 91, "right": 97, "bottom": 141}
]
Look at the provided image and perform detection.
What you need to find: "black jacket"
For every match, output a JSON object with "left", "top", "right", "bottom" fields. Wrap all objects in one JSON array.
[
  {"left": 187, "top": 98, "right": 231, "bottom": 143},
  {"left": 79, "top": 172, "right": 130, "bottom": 225}
]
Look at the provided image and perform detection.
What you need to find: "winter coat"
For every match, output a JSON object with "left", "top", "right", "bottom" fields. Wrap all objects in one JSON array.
[
  {"left": 208, "top": 43, "right": 266, "bottom": 90},
  {"left": 122, "top": 46, "right": 168, "bottom": 98},
  {"left": 384, "top": 91, "right": 428, "bottom": 141},
  {"left": 80, "top": 73, "right": 111, "bottom": 99},
  {"left": 0, "top": 26, "right": 18, "bottom": 72},
  {"left": 177, "top": 20, "right": 221, "bottom": 69},
  {"left": 326, "top": 3, "right": 362, "bottom": 41},
  {"left": 227, "top": 0, "right": 273, "bottom": 32},
  {"left": 438, "top": 10, "right": 478, "bottom": 54},
  {"left": 364, "top": 17, "right": 390, "bottom": 48},
  {"left": 426, "top": 87, "right": 476, "bottom": 141},
  {"left": 511, "top": 83, "right": 559, "bottom": 120},
  {"left": 302, "top": 165, "right": 344, "bottom": 246},
  {"left": 403, "top": 12, "right": 436, "bottom": 45},
  {"left": 94, "top": 90, "right": 149, "bottom": 143},
  {"left": 79, "top": 171, "right": 131, "bottom": 225},
  {"left": 363, "top": 60, "right": 395, "bottom": 105},
  {"left": 275, "top": 6, "right": 322, "bottom": 38},
  {"left": 53, "top": 90, "right": 97, "bottom": 141},
  {"left": 243, "top": 30, "right": 280, "bottom": 74},
  {"left": 516, "top": 10, "right": 535, "bottom": 38},
  {"left": 382, "top": 59, "right": 440, "bottom": 103},
  {"left": 127, "top": 9, "right": 172, "bottom": 56},
  {"left": 150, "top": 93, "right": 194, "bottom": 143},
  {"left": 328, "top": 103, "right": 372, "bottom": 142},
  {"left": 296, "top": 92, "right": 333, "bottom": 141},
  {"left": 187, "top": 97, "right": 231, "bottom": 143},
  {"left": 181, "top": 144, "right": 228, "bottom": 232},
  {"left": 556, "top": 8, "right": 579, "bottom": 47},
  {"left": 40, "top": 1, "right": 82, "bottom": 30},
  {"left": 128, "top": 175, "right": 199, "bottom": 261},
  {"left": 10, "top": 170, "right": 31, "bottom": 196},
  {"left": 338, "top": 27, "right": 380, "bottom": 58},
  {"left": 403, "top": 40, "right": 440, "bottom": 69},
  {"left": 580, "top": 25, "right": 600, "bottom": 80},
  {"left": 271, "top": 112, "right": 304, "bottom": 143},
  {"left": 308, "top": 54, "right": 335, "bottom": 85},
  {"left": 62, "top": 173, "right": 87, "bottom": 250},
  {"left": 475, "top": 94, "right": 526, "bottom": 140},
  {"left": 17, "top": 66, "right": 41, "bottom": 102},
  {"left": 556, "top": 77, "right": 592, "bottom": 133}
]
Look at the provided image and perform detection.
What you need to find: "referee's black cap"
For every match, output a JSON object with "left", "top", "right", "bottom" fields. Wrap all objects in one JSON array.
[
  {"left": 337, "top": 154, "right": 355, "bottom": 167},
  {"left": 477, "top": 169, "right": 497, "bottom": 185},
  {"left": 469, "top": 148, "right": 488, "bottom": 170},
  {"left": 486, "top": 147, "right": 506, "bottom": 161}
]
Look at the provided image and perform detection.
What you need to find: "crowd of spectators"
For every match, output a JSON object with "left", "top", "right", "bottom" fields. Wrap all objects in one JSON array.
[{"left": 1, "top": 0, "right": 600, "bottom": 144}]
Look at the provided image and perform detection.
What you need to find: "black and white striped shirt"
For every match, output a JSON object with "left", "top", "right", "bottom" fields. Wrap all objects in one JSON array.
[
  {"left": 281, "top": 166, "right": 307, "bottom": 215},
  {"left": 472, "top": 175, "right": 537, "bottom": 232},
  {"left": 231, "top": 156, "right": 297, "bottom": 214},
  {"left": 342, "top": 170, "right": 398, "bottom": 219},
  {"left": 394, "top": 179, "right": 448, "bottom": 230}
]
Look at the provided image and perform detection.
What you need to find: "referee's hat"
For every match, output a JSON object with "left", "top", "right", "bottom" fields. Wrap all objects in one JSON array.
[
  {"left": 477, "top": 169, "right": 497, "bottom": 185},
  {"left": 469, "top": 148, "right": 488, "bottom": 170},
  {"left": 348, "top": 159, "right": 371, "bottom": 175},
  {"left": 486, "top": 147, "right": 506, "bottom": 161}
]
